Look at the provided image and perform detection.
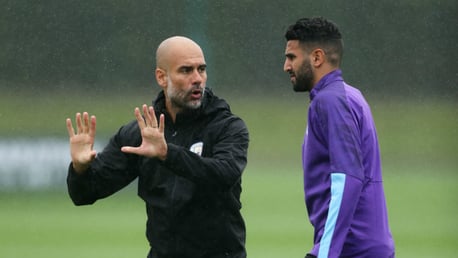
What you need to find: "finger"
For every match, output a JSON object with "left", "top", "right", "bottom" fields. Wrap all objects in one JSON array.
[
  {"left": 83, "top": 112, "right": 90, "bottom": 134},
  {"left": 149, "top": 106, "right": 159, "bottom": 128},
  {"left": 89, "top": 150, "right": 97, "bottom": 161},
  {"left": 142, "top": 104, "right": 153, "bottom": 127},
  {"left": 89, "top": 115, "right": 97, "bottom": 139},
  {"left": 159, "top": 114, "right": 165, "bottom": 133},
  {"left": 66, "top": 118, "right": 75, "bottom": 137},
  {"left": 76, "top": 113, "right": 83, "bottom": 134},
  {"left": 134, "top": 107, "right": 146, "bottom": 130},
  {"left": 120, "top": 146, "right": 138, "bottom": 154}
]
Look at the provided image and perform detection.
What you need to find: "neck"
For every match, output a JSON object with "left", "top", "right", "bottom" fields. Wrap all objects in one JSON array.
[{"left": 313, "top": 66, "right": 339, "bottom": 86}]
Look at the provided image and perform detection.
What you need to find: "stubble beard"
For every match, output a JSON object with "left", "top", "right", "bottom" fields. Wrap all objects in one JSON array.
[{"left": 167, "top": 78, "right": 204, "bottom": 112}]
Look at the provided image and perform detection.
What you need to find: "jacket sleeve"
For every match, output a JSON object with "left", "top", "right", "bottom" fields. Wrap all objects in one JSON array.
[
  {"left": 315, "top": 94, "right": 364, "bottom": 257},
  {"left": 162, "top": 117, "right": 249, "bottom": 189},
  {"left": 67, "top": 122, "right": 141, "bottom": 205},
  {"left": 317, "top": 173, "right": 362, "bottom": 258}
]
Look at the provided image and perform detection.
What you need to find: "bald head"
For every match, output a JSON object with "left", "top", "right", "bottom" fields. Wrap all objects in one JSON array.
[
  {"left": 154, "top": 36, "right": 208, "bottom": 121},
  {"left": 156, "top": 36, "right": 205, "bottom": 70}
]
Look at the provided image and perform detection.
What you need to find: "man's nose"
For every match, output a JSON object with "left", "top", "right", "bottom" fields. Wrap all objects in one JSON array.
[
  {"left": 192, "top": 70, "right": 204, "bottom": 83},
  {"left": 283, "top": 60, "right": 291, "bottom": 73}
]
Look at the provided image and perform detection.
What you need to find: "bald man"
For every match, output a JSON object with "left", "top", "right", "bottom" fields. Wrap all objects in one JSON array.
[{"left": 66, "top": 36, "right": 249, "bottom": 258}]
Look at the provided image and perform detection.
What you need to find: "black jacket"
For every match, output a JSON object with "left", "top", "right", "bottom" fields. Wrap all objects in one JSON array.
[{"left": 67, "top": 89, "right": 249, "bottom": 258}]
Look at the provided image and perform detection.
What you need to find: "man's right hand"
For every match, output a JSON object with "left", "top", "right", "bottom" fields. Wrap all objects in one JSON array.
[{"left": 66, "top": 112, "right": 97, "bottom": 174}]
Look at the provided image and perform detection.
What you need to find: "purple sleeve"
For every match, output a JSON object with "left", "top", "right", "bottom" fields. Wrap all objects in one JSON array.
[
  {"left": 314, "top": 94, "right": 364, "bottom": 257},
  {"left": 319, "top": 94, "right": 364, "bottom": 179},
  {"left": 317, "top": 174, "right": 362, "bottom": 257}
]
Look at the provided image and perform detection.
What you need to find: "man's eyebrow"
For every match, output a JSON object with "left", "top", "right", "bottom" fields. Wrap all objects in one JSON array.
[
  {"left": 177, "top": 65, "right": 193, "bottom": 70},
  {"left": 285, "top": 53, "right": 295, "bottom": 58},
  {"left": 178, "top": 63, "right": 207, "bottom": 69}
]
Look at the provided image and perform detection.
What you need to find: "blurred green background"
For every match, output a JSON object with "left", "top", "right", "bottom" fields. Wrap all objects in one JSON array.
[{"left": 1, "top": 1, "right": 457, "bottom": 257}]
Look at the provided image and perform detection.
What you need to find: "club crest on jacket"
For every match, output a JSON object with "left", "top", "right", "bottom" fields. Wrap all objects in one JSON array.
[{"left": 190, "top": 142, "right": 203, "bottom": 156}]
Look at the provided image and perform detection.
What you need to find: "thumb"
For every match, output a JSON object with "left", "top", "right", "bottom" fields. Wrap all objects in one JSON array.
[
  {"left": 90, "top": 150, "right": 97, "bottom": 159},
  {"left": 121, "top": 146, "right": 137, "bottom": 154}
]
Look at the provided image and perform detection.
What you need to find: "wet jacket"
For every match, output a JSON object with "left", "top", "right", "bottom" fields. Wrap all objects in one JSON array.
[
  {"left": 303, "top": 70, "right": 394, "bottom": 257},
  {"left": 67, "top": 89, "right": 249, "bottom": 258}
]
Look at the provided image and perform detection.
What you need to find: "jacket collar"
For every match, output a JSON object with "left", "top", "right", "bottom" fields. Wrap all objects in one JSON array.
[{"left": 310, "top": 69, "right": 344, "bottom": 100}]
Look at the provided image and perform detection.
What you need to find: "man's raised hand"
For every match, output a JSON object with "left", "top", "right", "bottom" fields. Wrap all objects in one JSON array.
[
  {"left": 66, "top": 112, "right": 97, "bottom": 174},
  {"left": 121, "top": 105, "right": 167, "bottom": 160}
]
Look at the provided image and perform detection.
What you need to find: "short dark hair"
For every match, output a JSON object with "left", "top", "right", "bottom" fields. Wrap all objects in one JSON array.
[{"left": 285, "top": 17, "right": 343, "bottom": 66}]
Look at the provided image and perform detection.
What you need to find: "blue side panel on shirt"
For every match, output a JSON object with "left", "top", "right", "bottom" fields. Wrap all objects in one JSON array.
[{"left": 318, "top": 173, "right": 346, "bottom": 258}]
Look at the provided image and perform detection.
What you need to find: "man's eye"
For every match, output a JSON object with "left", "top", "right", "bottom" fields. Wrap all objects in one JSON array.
[
  {"left": 285, "top": 53, "right": 295, "bottom": 59},
  {"left": 181, "top": 68, "right": 192, "bottom": 74},
  {"left": 198, "top": 66, "right": 206, "bottom": 73}
]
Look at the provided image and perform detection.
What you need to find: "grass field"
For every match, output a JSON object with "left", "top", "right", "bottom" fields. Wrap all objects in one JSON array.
[
  {"left": 0, "top": 91, "right": 457, "bottom": 257},
  {"left": 0, "top": 170, "right": 457, "bottom": 258}
]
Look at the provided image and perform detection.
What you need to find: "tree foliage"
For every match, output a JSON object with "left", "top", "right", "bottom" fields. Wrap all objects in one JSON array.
[{"left": 1, "top": 0, "right": 456, "bottom": 97}]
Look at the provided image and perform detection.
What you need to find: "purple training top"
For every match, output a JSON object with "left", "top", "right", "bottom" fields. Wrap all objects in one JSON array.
[{"left": 302, "top": 69, "right": 395, "bottom": 257}]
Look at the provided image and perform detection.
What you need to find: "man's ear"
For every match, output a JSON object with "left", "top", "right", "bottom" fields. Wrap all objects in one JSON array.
[
  {"left": 155, "top": 68, "right": 167, "bottom": 88},
  {"left": 311, "top": 49, "right": 326, "bottom": 67}
]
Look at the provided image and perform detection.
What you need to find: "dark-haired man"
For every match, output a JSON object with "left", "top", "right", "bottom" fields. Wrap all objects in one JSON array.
[{"left": 283, "top": 17, "right": 395, "bottom": 258}]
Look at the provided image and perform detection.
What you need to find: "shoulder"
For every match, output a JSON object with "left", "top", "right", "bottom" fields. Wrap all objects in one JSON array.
[
  {"left": 212, "top": 108, "right": 249, "bottom": 138},
  {"left": 206, "top": 90, "right": 247, "bottom": 124},
  {"left": 312, "top": 83, "right": 348, "bottom": 114},
  {"left": 204, "top": 94, "right": 249, "bottom": 139}
]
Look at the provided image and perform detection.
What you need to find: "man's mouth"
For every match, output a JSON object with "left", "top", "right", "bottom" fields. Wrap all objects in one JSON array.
[{"left": 190, "top": 89, "right": 202, "bottom": 99}]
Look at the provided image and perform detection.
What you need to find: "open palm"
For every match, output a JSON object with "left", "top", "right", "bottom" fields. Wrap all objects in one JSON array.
[
  {"left": 66, "top": 112, "right": 97, "bottom": 173},
  {"left": 121, "top": 105, "right": 168, "bottom": 161}
]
